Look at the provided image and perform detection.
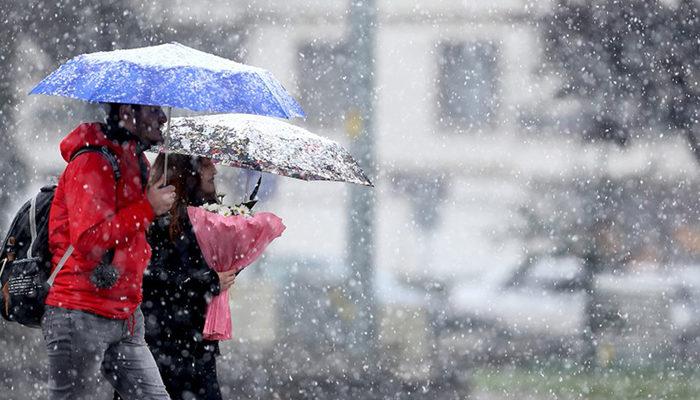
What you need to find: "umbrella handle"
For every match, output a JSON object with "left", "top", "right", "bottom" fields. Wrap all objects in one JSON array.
[
  {"left": 163, "top": 106, "right": 172, "bottom": 183},
  {"left": 249, "top": 174, "right": 262, "bottom": 201}
]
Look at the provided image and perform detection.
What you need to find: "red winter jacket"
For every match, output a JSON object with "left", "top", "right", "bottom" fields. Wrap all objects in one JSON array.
[{"left": 46, "top": 123, "right": 155, "bottom": 319}]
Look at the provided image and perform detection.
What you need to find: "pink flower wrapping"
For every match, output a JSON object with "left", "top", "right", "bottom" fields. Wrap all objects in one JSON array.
[{"left": 187, "top": 206, "right": 286, "bottom": 340}]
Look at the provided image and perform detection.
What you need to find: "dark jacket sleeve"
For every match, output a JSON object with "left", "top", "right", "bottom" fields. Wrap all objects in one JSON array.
[
  {"left": 180, "top": 219, "right": 221, "bottom": 297},
  {"left": 146, "top": 217, "right": 220, "bottom": 299}
]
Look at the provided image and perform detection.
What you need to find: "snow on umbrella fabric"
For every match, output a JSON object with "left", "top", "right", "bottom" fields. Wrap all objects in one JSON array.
[
  {"left": 30, "top": 42, "right": 304, "bottom": 118},
  {"left": 187, "top": 206, "right": 285, "bottom": 340},
  {"left": 160, "top": 114, "right": 373, "bottom": 186}
]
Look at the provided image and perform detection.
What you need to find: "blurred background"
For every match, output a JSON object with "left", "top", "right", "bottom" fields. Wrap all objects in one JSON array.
[{"left": 2, "top": 0, "right": 700, "bottom": 399}]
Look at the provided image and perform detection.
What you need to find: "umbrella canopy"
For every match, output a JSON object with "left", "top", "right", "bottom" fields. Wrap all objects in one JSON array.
[
  {"left": 158, "top": 114, "right": 373, "bottom": 187},
  {"left": 30, "top": 42, "right": 304, "bottom": 118}
]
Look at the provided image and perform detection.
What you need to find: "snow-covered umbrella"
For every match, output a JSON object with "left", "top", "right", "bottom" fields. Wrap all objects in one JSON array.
[
  {"left": 158, "top": 114, "right": 373, "bottom": 187},
  {"left": 29, "top": 42, "right": 304, "bottom": 118}
]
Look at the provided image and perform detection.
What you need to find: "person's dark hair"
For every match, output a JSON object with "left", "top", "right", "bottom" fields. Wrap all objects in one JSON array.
[
  {"left": 106, "top": 103, "right": 141, "bottom": 125},
  {"left": 151, "top": 153, "right": 216, "bottom": 240},
  {"left": 103, "top": 103, "right": 144, "bottom": 143}
]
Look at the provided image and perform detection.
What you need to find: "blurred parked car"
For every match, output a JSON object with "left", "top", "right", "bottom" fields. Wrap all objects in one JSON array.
[
  {"left": 448, "top": 256, "right": 587, "bottom": 363},
  {"left": 448, "top": 256, "right": 700, "bottom": 365},
  {"left": 595, "top": 265, "right": 700, "bottom": 365}
]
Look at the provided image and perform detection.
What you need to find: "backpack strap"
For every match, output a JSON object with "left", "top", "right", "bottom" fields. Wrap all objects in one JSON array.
[
  {"left": 137, "top": 152, "right": 149, "bottom": 191},
  {"left": 70, "top": 146, "right": 121, "bottom": 182},
  {"left": 47, "top": 146, "right": 122, "bottom": 286},
  {"left": 0, "top": 258, "right": 8, "bottom": 282},
  {"left": 27, "top": 195, "right": 38, "bottom": 259},
  {"left": 47, "top": 246, "right": 73, "bottom": 286}
]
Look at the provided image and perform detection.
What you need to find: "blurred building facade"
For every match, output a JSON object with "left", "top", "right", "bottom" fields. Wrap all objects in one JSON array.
[{"left": 228, "top": 0, "right": 700, "bottom": 371}]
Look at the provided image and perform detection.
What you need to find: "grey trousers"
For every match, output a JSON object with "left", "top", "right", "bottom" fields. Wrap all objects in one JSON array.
[{"left": 42, "top": 306, "right": 170, "bottom": 400}]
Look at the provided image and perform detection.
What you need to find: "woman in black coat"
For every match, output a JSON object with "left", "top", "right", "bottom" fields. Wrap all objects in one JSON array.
[{"left": 140, "top": 153, "right": 236, "bottom": 400}]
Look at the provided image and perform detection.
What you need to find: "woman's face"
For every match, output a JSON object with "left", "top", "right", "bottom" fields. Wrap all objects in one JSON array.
[{"left": 198, "top": 158, "right": 218, "bottom": 195}]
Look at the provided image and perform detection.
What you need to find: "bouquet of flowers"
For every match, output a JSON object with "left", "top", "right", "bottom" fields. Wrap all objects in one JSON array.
[{"left": 188, "top": 199, "right": 285, "bottom": 340}]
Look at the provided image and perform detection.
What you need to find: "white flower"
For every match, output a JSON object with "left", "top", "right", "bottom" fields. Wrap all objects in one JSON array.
[{"left": 200, "top": 198, "right": 253, "bottom": 217}]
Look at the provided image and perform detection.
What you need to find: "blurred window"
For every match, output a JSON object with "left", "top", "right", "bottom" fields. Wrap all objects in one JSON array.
[
  {"left": 437, "top": 41, "right": 499, "bottom": 131},
  {"left": 297, "top": 41, "right": 351, "bottom": 128}
]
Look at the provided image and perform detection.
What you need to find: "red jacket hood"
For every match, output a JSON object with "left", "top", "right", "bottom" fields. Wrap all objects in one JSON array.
[{"left": 60, "top": 123, "right": 125, "bottom": 162}]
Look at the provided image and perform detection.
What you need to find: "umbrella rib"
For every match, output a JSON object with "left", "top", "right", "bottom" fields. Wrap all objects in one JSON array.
[{"left": 257, "top": 72, "right": 291, "bottom": 119}]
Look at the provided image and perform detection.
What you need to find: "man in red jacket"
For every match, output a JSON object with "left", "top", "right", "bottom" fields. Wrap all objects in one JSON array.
[{"left": 42, "top": 103, "right": 176, "bottom": 400}]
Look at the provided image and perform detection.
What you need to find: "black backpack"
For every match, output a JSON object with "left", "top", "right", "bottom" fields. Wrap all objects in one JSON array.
[{"left": 0, "top": 146, "right": 121, "bottom": 328}]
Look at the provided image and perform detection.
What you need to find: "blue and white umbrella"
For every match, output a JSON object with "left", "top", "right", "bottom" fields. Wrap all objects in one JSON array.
[{"left": 30, "top": 42, "right": 304, "bottom": 119}]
